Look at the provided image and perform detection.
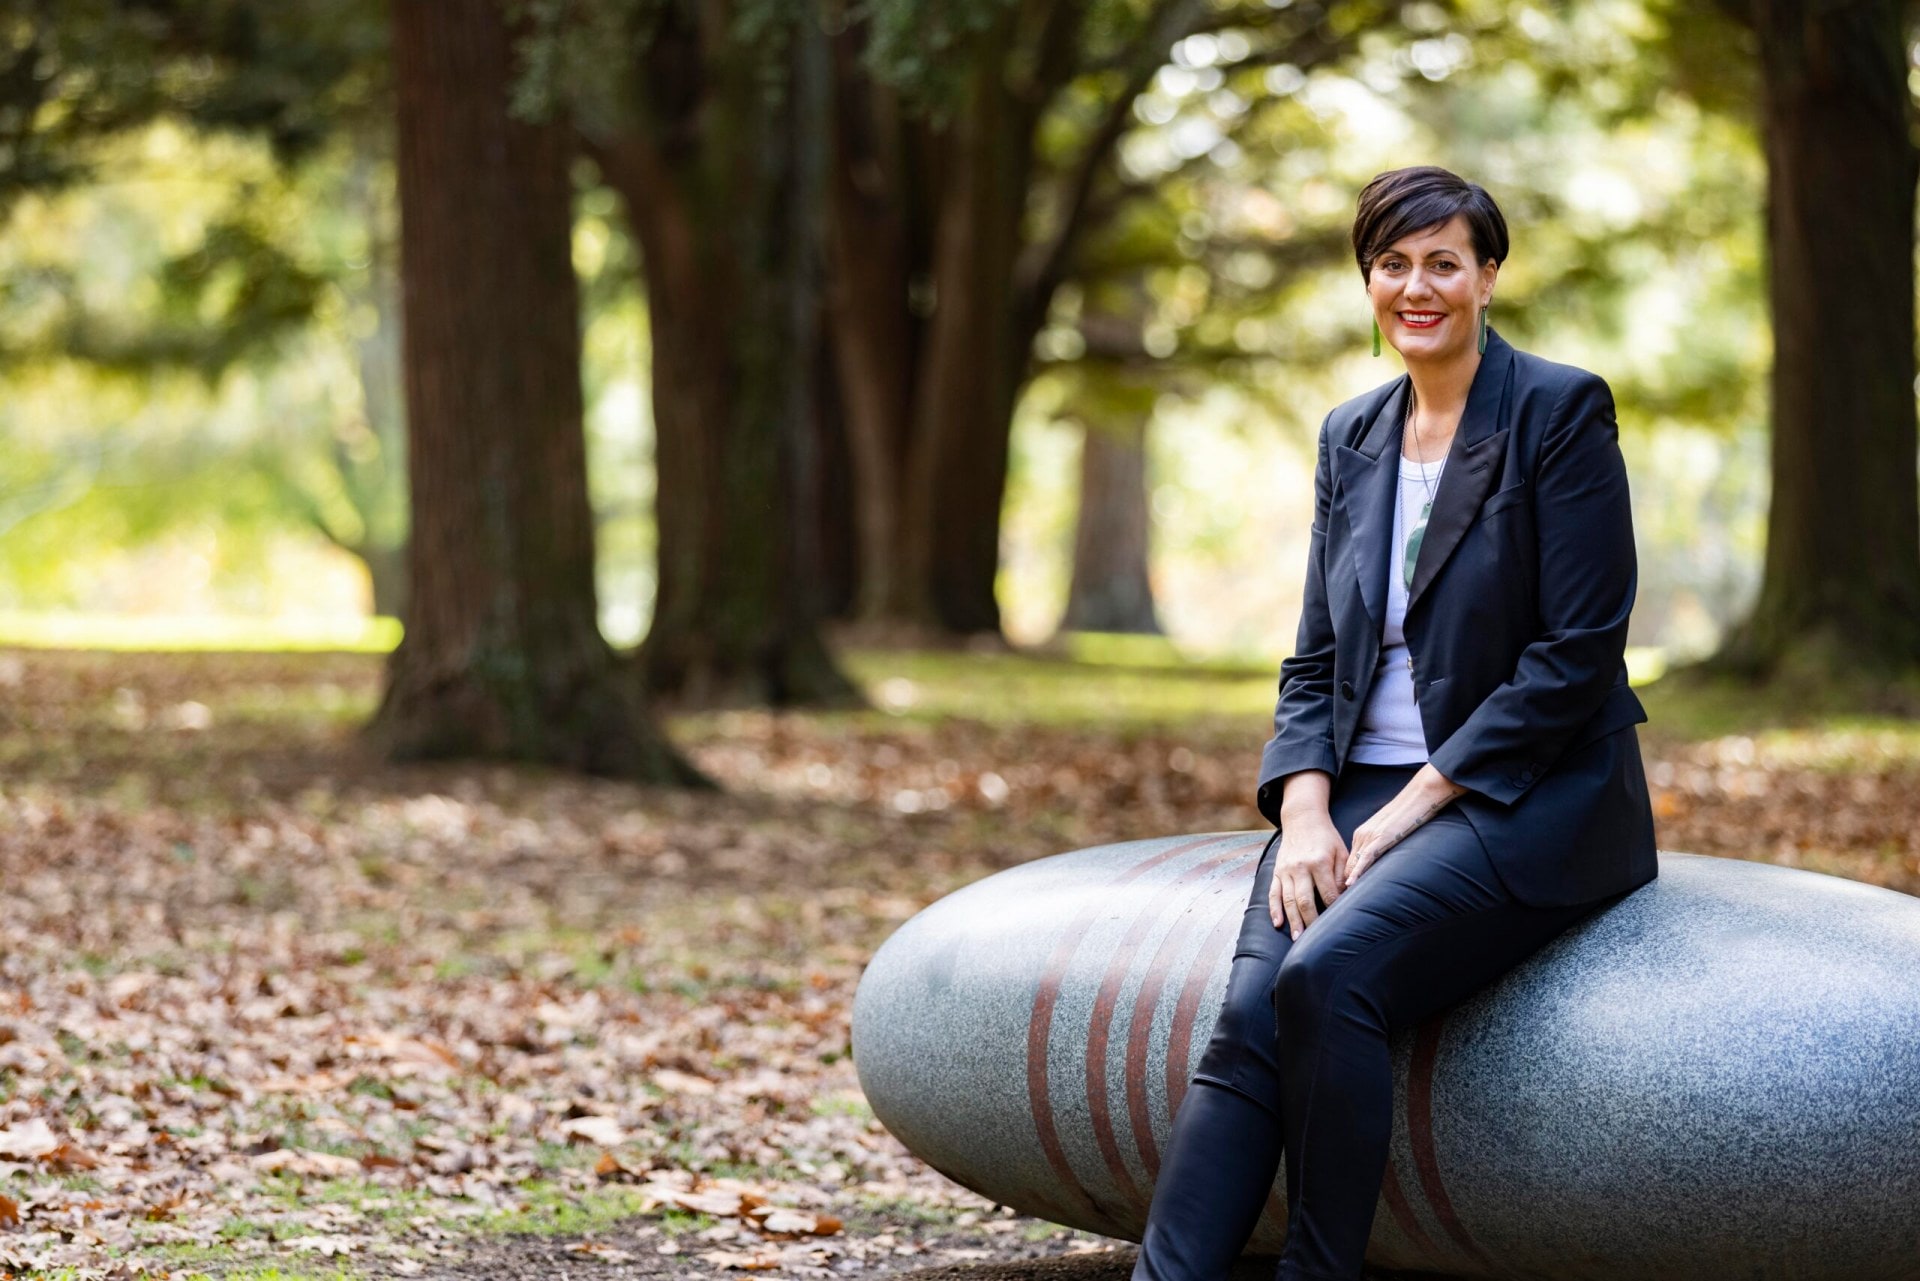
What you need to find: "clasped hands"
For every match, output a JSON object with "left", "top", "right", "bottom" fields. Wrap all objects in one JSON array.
[{"left": 1268, "top": 764, "right": 1468, "bottom": 940}]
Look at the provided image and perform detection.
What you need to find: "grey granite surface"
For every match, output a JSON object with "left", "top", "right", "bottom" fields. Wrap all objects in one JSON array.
[{"left": 853, "top": 838, "right": 1920, "bottom": 1280}]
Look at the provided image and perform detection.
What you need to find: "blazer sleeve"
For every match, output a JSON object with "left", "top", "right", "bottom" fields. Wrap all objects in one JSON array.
[
  {"left": 1427, "top": 371, "right": 1636, "bottom": 805},
  {"left": 1255, "top": 411, "right": 1341, "bottom": 825}
]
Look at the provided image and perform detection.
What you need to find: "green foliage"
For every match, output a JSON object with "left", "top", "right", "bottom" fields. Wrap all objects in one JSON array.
[
  {"left": 0, "top": 0, "right": 386, "bottom": 212},
  {"left": 855, "top": 0, "right": 1022, "bottom": 120}
]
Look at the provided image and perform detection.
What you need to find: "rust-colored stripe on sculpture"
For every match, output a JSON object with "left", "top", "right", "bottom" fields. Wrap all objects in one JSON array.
[
  {"left": 1025, "top": 836, "right": 1234, "bottom": 1222},
  {"left": 1381, "top": 1151, "right": 1442, "bottom": 1260},
  {"left": 1086, "top": 841, "right": 1254, "bottom": 1212},
  {"left": 1161, "top": 892, "right": 1290, "bottom": 1227},
  {"left": 1406, "top": 1018, "right": 1495, "bottom": 1272},
  {"left": 1125, "top": 838, "right": 1266, "bottom": 1180}
]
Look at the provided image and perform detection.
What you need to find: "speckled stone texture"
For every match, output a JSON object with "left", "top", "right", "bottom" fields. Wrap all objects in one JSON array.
[{"left": 852, "top": 835, "right": 1920, "bottom": 1280}]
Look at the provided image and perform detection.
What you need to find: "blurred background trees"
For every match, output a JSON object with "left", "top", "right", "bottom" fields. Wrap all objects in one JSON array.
[{"left": 3, "top": 0, "right": 1918, "bottom": 775}]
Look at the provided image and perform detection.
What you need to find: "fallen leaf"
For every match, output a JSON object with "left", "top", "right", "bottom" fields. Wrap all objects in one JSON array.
[
  {"left": 651, "top": 1068, "right": 717, "bottom": 1095},
  {"left": 248, "top": 1148, "right": 362, "bottom": 1177},
  {"left": 0, "top": 1121, "right": 57, "bottom": 1160},
  {"left": 750, "top": 1206, "right": 842, "bottom": 1236},
  {"left": 699, "top": 1248, "right": 783, "bottom": 1270},
  {"left": 45, "top": 1141, "right": 100, "bottom": 1172},
  {"left": 558, "top": 1115, "right": 627, "bottom": 1146},
  {"left": 283, "top": 1234, "right": 357, "bottom": 1255},
  {"left": 0, "top": 1193, "right": 18, "bottom": 1227}
]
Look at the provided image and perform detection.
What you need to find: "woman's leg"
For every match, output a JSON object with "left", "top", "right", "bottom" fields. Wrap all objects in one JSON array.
[
  {"left": 1132, "top": 767, "right": 1415, "bottom": 1281},
  {"left": 1267, "top": 801, "right": 1607, "bottom": 1280}
]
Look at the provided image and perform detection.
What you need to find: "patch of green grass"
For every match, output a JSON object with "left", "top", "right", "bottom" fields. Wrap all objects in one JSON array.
[
  {"left": 787, "top": 648, "right": 1279, "bottom": 730},
  {"left": 844, "top": 1193, "right": 962, "bottom": 1228},
  {"left": 150, "top": 1259, "right": 361, "bottom": 1281},
  {"left": 1640, "top": 672, "right": 1920, "bottom": 766},
  {"left": 475, "top": 1180, "right": 665, "bottom": 1236},
  {"left": 0, "top": 610, "right": 400, "bottom": 653},
  {"left": 808, "top": 1093, "right": 872, "bottom": 1121}
]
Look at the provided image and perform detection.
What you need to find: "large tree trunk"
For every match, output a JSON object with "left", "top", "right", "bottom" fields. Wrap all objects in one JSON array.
[
  {"left": 590, "top": 4, "right": 862, "bottom": 709},
  {"left": 1713, "top": 0, "right": 1920, "bottom": 679},
  {"left": 1060, "top": 414, "right": 1160, "bottom": 634},
  {"left": 369, "top": 0, "right": 697, "bottom": 782},
  {"left": 906, "top": 47, "right": 1032, "bottom": 637},
  {"left": 1058, "top": 279, "right": 1162, "bottom": 636},
  {"left": 825, "top": 0, "right": 1097, "bottom": 640},
  {"left": 814, "top": 316, "right": 859, "bottom": 621},
  {"left": 823, "top": 14, "right": 937, "bottom": 627}
]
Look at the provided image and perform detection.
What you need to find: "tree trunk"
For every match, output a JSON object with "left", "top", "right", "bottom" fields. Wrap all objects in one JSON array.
[
  {"left": 361, "top": 541, "right": 408, "bottom": 621},
  {"left": 1061, "top": 417, "right": 1160, "bottom": 635},
  {"left": 590, "top": 5, "right": 863, "bottom": 709},
  {"left": 814, "top": 315, "right": 858, "bottom": 620},
  {"left": 823, "top": 13, "right": 936, "bottom": 627},
  {"left": 1058, "top": 278, "right": 1162, "bottom": 636},
  {"left": 1713, "top": 0, "right": 1920, "bottom": 679},
  {"left": 825, "top": 0, "right": 1093, "bottom": 640},
  {"left": 905, "top": 44, "right": 1034, "bottom": 637},
  {"left": 369, "top": 0, "right": 698, "bottom": 783}
]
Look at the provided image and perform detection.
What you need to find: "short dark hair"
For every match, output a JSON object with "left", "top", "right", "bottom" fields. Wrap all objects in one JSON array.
[{"left": 1350, "top": 166, "right": 1509, "bottom": 281}]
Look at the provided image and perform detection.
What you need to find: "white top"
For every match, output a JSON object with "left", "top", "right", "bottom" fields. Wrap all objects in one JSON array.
[{"left": 1349, "top": 454, "right": 1445, "bottom": 764}]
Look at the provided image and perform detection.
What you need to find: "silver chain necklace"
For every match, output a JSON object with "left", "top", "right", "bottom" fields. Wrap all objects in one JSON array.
[{"left": 1394, "top": 385, "right": 1445, "bottom": 675}]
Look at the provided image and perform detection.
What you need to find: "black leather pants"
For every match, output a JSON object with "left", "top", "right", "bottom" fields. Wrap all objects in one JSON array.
[{"left": 1130, "top": 763, "right": 1609, "bottom": 1281}]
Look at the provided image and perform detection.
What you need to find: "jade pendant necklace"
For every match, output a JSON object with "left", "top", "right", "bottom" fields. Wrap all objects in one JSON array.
[{"left": 1396, "top": 386, "right": 1445, "bottom": 673}]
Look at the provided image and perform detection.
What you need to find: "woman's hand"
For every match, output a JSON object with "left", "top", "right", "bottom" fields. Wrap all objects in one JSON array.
[
  {"left": 1269, "top": 815, "right": 1349, "bottom": 940},
  {"left": 1342, "top": 764, "right": 1468, "bottom": 887},
  {"left": 1268, "top": 770, "right": 1347, "bottom": 940}
]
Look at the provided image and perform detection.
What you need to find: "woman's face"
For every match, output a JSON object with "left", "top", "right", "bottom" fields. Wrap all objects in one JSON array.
[{"left": 1365, "top": 213, "right": 1499, "bottom": 364}]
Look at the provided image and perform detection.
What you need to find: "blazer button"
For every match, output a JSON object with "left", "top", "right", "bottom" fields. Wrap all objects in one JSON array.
[{"left": 1340, "top": 680, "right": 1355, "bottom": 701}]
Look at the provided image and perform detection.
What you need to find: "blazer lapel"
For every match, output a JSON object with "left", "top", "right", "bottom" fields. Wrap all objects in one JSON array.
[
  {"left": 1405, "top": 327, "right": 1516, "bottom": 615},
  {"left": 1332, "top": 375, "right": 1410, "bottom": 631}
]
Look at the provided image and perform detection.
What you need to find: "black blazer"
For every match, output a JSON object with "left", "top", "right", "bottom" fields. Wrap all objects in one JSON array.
[{"left": 1255, "top": 326, "right": 1657, "bottom": 908}]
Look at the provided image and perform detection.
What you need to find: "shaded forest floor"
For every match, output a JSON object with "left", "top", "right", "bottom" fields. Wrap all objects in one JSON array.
[{"left": 0, "top": 645, "right": 1916, "bottom": 1280}]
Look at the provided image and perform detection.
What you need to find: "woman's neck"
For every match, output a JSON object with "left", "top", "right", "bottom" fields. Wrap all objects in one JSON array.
[
  {"left": 1401, "top": 349, "right": 1482, "bottom": 461},
  {"left": 1404, "top": 349, "right": 1481, "bottom": 421}
]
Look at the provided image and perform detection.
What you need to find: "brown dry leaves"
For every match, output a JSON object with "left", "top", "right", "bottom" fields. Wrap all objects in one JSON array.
[{"left": 0, "top": 649, "right": 1914, "bottom": 1278}]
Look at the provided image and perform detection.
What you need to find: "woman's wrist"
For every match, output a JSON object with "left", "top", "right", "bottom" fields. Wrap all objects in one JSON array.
[
  {"left": 1278, "top": 769, "right": 1334, "bottom": 825},
  {"left": 1414, "top": 762, "right": 1466, "bottom": 803}
]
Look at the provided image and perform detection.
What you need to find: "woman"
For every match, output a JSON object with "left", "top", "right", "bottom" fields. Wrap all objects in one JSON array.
[{"left": 1131, "top": 166, "right": 1658, "bottom": 1281}]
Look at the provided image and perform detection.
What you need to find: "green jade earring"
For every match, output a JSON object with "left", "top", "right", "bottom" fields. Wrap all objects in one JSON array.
[{"left": 1374, "top": 304, "right": 1493, "bottom": 357}]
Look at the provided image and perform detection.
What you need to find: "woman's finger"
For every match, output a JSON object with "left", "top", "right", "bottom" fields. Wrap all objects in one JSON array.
[
  {"left": 1281, "top": 873, "right": 1306, "bottom": 940},
  {"left": 1344, "top": 843, "right": 1373, "bottom": 887},
  {"left": 1294, "top": 869, "right": 1321, "bottom": 932},
  {"left": 1308, "top": 856, "right": 1343, "bottom": 912}
]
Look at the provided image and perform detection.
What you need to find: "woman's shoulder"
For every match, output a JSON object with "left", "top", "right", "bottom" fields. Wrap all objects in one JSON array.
[
  {"left": 1503, "top": 342, "right": 1616, "bottom": 444},
  {"left": 1319, "top": 377, "right": 1404, "bottom": 447},
  {"left": 1508, "top": 344, "right": 1611, "bottom": 396}
]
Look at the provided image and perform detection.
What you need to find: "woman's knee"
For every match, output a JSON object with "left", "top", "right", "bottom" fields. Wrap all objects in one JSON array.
[
  {"left": 1194, "top": 945, "right": 1287, "bottom": 1080},
  {"left": 1269, "top": 928, "right": 1360, "bottom": 1033}
]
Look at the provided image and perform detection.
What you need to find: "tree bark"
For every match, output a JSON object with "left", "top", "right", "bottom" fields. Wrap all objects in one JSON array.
[
  {"left": 370, "top": 0, "right": 698, "bottom": 782},
  {"left": 1061, "top": 412, "right": 1161, "bottom": 634},
  {"left": 823, "top": 12, "right": 937, "bottom": 627},
  {"left": 590, "top": 4, "right": 863, "bottom": 709},
  {"left": 1057, "top": 278, "right": 1162, "bottom": 636},
  {"left": 1713, "top": 0, "right": 1920, "bottom": 679},
  {"left": 906, "top": 43, "right": 1032, "bottom": 637}
]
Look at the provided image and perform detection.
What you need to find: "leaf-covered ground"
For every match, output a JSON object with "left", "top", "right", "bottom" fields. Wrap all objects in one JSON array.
[{"left": 0, "top": 645, "right": 1915, "bottom": 1280}]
